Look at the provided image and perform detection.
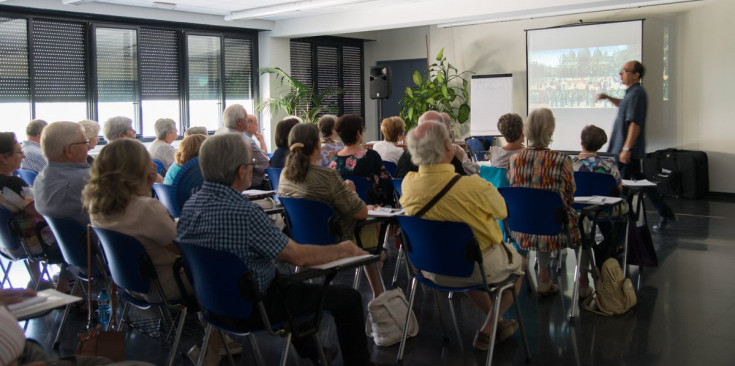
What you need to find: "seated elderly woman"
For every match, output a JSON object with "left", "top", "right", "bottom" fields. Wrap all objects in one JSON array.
[
  {"left": 148, "top": 118, "right": 178, "bottom": 169},
  {"left": 268, "top": 116, "right": 301, "bottom": 168},
  {"left": 328, "top": 114, "right": 393, "bottom": 206},
  {"left": 507, "top": 108, "right": 580, "bottom": 296},
  {"left": 184, "top": 126, "right": 207, "bottom": 137},
  {"left": 488, "top": 113, "right": 524, "bottom": 168},
  {"left": 102, "top": 116, "right": 136, "bottom": 141},
  {"left": 400, "top": 121, "right": 524, "bottom": 349},
  {"left": 317, "top": 114, "right": 343, "bottom": 167},
  {"left": 278, "top": 123, "right": 384, "bottom": 299},
  {"left": 571, "top": 124, "right": 624, "bottom": 298},
  {"left": 78, "top": 119, "right": 100, "bottom": 164},
  {"left": 164, "top": 134, "right": 207, "bottom": 185},
  {"left": 372, "top": 116, "right": 405, "bottom": 164}
]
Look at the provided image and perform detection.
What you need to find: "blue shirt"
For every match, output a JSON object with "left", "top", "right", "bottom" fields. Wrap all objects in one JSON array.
[
  {"left": 163, "top": 163, "right": 183, "bottom": 185},
  {"left": 34, "top": 161, "right": 90, "bottom": 225},
  {"left": 21, "top": 141, "right": 47, "bottom": 173},
  {"left": 176, "top": 181, "right": 289, "bottom": 292},
  {"left": 608, "top": 83, "right": 647, "bottom": 159}
]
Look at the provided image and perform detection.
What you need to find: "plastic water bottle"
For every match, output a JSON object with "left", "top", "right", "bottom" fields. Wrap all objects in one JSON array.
[{"left": 98, "top": 289, "right": 110, "bottom": 329}]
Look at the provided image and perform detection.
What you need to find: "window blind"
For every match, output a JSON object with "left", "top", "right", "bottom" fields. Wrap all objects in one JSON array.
[
  {"left": 140, "top": 27, "right": 179, "bottom": 100},
  {"left": 224, "top": 37, "right": 253, "bottom": 100},
  {"left": 0, "top": 17, "right": 29, "bottom": 102},
  {"left": 96, "top": 28, "right": 138, "bottom": 102}
]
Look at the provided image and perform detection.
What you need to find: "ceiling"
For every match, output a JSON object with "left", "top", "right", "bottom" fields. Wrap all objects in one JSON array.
[{"left": 1, "top": 0, "right": 706, "bottom": 37}]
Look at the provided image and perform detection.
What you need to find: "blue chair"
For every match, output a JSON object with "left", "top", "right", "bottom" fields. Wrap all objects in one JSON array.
[
  {"left": 341, "top": 175, "right": 372, "bottom": 203},
  {"left": 178, "top": 242, "right": 329, "bottom": 366},
  {"left": 391, "top": 178, "right": 403, "bottom": 199},
  {"left": 171, "top": 157, "right": 203, "bottom": 213},
  {"left": 382, "top": 161, "right": 398, "bottom": 177},
  {"left": 153, "top": 183, "right": 180, "bottom": 218},
  {"left": 0, "top": 206, "right": 59, "bottom": 290},
  {"left": 465, "top": 137, "right": 485, "bottom": 156},
  {"left": 43, "top": 217, "right": 109, "bottom": 348},
  {"left": 152, "top": 159, "right": 165, "bottom": 175},
  {"left": 479, "top": 166, "right": 509, "bottom": 188},
  {"left": 265, "top": 167, "right": 283, "bottom": 191},
  {"left": 92, "top": 226, "right": 187, "bottom": 366},
  {"left": 572, "top": 171, "right": 620, "bottom": 209},
  {"left": 395, "top": 215, "right": 530, "bottom": 365},
  {"left": 15, "top": 169, "right": 38, "bottom": 186},
  {"left": 498, "top": 186, "right": 585, "bottom": 320}
]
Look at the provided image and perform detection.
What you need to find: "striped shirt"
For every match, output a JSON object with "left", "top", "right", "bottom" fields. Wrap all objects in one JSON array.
[
  {"left": 0, "top": 306, "right": 25, "bottom": 365},
  {"left": 21, "top": 141, "right": 47, "bottom": 173}
]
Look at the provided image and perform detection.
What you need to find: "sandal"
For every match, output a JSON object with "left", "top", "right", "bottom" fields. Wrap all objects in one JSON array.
[
  {"left": 578, "top": 286, "right": 594, "bottom": 299},
  {"left": 536, "top": 282, "right": 560, "bottom": 296}
]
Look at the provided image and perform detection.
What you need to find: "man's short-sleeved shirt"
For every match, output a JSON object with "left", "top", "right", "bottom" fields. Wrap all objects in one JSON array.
[
  {"left": 34, "top": 162, "right": 90, "bottom": 225},
  {"left": 608, "top": 83, "right": 647, "bottom": 159},
  {"left": 21, "top": 141, "right": 47, "bottom": 173},
  {"left": 176, "top": 181, "right": 289, "bottom": 292}
]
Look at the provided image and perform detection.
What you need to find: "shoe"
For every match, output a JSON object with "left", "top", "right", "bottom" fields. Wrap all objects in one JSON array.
[
  {"left": 652, "top": 216, "right": 674, "bottom": 231},
  {"left": 578, "top": 286, "right": 594, "bottom": 299},
  {"left": 472, "top": 330, "right": 491, "bottom": 351},
  {"left": 495, "top": 319, "right": 519, "bottom": 344},
  {"left": 536, "top": 282, "right": 560, "bottom": 296}
]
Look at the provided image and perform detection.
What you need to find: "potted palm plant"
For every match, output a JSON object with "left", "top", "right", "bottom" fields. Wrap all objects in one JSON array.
[
  {"left": 399, "top": 48, "right": 472, "bottom": 132},
  {"left": 257, "top": 67, "right": 343, "bottom": 124}
]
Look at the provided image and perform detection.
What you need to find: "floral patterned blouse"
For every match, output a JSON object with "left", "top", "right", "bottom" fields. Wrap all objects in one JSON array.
[
  {"left": 507, "top": 148, "right": 580, "bottom": 252},
  {"left": 328, "top": 147, "right": 394, "bottom": 206},
  {"left": 319, "top": 137, "right": 344, "bottom": 167}
]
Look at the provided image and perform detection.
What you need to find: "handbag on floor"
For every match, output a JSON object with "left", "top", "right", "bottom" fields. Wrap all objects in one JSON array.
[
  {"left": 626, "top": 195, "right": 658, "bottom": 267},
  {"left": 365, "top": 288, "right": 419, "bottom": 346},
  {"left": 76, "top": 225, "right": 127, "bottom": 362},
  {"left": 582, "top": 258, "right": 637, "bottom": 316}
]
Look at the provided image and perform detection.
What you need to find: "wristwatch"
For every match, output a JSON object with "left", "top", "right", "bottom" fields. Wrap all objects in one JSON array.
[{"left": 622, "top": 146, "right": 631, "bottom": 151}]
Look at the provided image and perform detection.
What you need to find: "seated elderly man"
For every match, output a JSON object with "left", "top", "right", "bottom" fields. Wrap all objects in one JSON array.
[
  {"left": 215, "top": 104, "right": 269, "bottom": 189},
  {"left": 34, "top": 122, "right": 91, "bottom": 225},
  {"left": 395, "top": 110, "right": 466, "bottom": 178},
  {"left": 176, "top": 133, "right": 371, "bottom": 366},
  {"left": 21, "top": 119, "right": 48, "bottom": 173},
  {"left": 399, "top": 121, "right": 524, "bottom": 350},
  {"left": 102, "top": 116, "right": 136, "bottom": 141},
  {"left": 148, "top": 118, "right": 178, "bottom": 169}
]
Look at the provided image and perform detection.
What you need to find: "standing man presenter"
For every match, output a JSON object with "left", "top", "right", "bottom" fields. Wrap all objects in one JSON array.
[{"left": 595, "top": 60, "right": 675, "bottom": 231}]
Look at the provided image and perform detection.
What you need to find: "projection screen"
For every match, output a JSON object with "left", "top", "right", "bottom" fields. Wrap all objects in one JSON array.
[{"left": 526, "top": 20, "right": 643, "bottom": 151}]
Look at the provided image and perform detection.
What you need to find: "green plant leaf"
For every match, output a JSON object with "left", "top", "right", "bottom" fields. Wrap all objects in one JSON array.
[
  {"left": 436, "top": 48, "right": 444, "bottom": 61},
  {"left": 458, "top": 103, "right": 470, "bottom": 123},
  {"left": 412, "top": 71, "right": 423, "bottom": 86}
]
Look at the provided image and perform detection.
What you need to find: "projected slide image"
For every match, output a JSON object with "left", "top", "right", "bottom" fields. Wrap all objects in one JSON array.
[{"left": 528, "top": 45, "right": 638, "bottom": 109}]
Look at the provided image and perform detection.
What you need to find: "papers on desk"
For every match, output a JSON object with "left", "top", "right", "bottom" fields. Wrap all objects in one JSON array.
[
  {"left": 9, "top": 289, "right": 82, "bottom": 320},
  {"left": 622, "top": 179, "right": 657, "bottom": 187},
  {"left": 368, "top": 208, "right": 405, "bottom": 217},
  {"left": 242, "top": 189, "right": 277, "bottom": 200},
  {"left": 574, "top": 196, "right": 623, "bottom": 205},
  {"left": 307, "top": 254, "right": 377, "bottom": 270}
]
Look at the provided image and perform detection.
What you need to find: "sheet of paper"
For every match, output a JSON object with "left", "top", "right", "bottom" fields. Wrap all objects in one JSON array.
[
  {"left": 574, "top": 196, "right": 623, "bottom": 205},
  {"left": 241, "top": 189, "right": 277, "bottom": 197},
  {"left": 9, "top": 289, "right": 83, "bottom": 319},
  {"left": 622, "top": 179, "right": 657, "bottom": 187},
  {"left": 368, "top": 208, "right": 405, "bottom": 217},
  {"left": 307, "top": 254, "right": 377, "bottom": 270}
]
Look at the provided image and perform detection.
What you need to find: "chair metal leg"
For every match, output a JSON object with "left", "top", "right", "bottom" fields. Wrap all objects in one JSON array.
[
  {"left": 279, "top": 332, "right": 293, "bottom": 366},
  {"left": 512, "top": 289, "right": 532, "bottom": 362},
  {"left": 392, "top": 245, "right": 404, "bottom": 288},
  {"left": 485, "top": 288, "right": 505, "bottom": 366},
  {"left": 167, "top": 306, "right": 187, "bottom": 366},
  {"left": 249, "top": 333, "right": 266, "bottom": 366},
  {"left": 53, "top": 279, "right": 81, "bottom": 348},
  {"left": 217, "top": 329, "right": 236, "bottom": 366},
  {"left": 352, "top": 267, "right": 361, "bottom": 289},
  {"left": 397, "top": 278, "right": 418, "bottom": 363},
  {"left": 198, "top": 324, "right": 213, "bottom": 366},
  {"left": 569, "top": 245, "right": 583, "bottom": 321}
]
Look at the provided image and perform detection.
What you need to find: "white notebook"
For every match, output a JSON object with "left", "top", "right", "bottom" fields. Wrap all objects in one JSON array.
[{"left": 9, "top": 289, "right": 83, "bottom": 320}]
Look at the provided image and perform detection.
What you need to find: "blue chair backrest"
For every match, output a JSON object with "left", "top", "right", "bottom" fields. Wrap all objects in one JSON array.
[
  {"left": 152, "top": 159, "right": 165, "bottom": 175},
  {"left": 152, "top": 183, "right": 180, "bottom": 218},
  {"left": 396, "top": 216, "right": 478, "bottom": 278},
  {"left": 92, "top": 226, "right": 152, "bottom": 294},
  {"left": 0, "top": 206, "right": 23, "bottom": 255},
  {"left": 43, "top": 216, "right": 88, "bottom": 269},
  {"left": 279, "top": 197, "right": 337, "bottom": 245},
  {"left": 391, "top": 178, "right": 403, "bottom": 198},
  {"left": 172, "top": 157, "right": 203, "bottom": 211},
  {"left": 498, "top": 186, "right": 565, "bottom": 236},
  {"left": 177, "top": 242, "right": 254, "bottom": 319},
  {"left": 465, "top": 138, "right": 484, "bottom": 155},
  {"left": 341, "top": 175, "right": 372, "bottom": 203},
  {"left": 382, "top": 161, "right": 398, "bottom": 177},
  {"left": 573, "top": 171, "right": 618, "bottom": 197},
  {"left": 479, "top": 166, "right": 509, "bottom": 188},
  {"left": 265, "top": 167, "right": 283, "bottom": 191},
  {"left": 15, "top": 169, "right": 38, "bottom": 186}
]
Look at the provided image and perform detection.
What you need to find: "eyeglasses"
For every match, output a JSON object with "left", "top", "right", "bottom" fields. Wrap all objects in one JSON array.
[
  {"left": 244, "top": 158, "right": 257, "bottom": 166},
  {"left": 69, "top": 139, "right": 90, "bottom": 147},
  {"left": 620, "top": 69, "right": 634, "bottom": 74}
]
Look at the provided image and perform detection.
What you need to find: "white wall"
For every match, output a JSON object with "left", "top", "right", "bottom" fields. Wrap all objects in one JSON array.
[{"left": 359, "top": 0, "right": 734, "bottom": 193}]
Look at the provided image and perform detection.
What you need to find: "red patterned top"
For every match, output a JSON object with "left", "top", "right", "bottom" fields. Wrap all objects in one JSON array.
[{"left": 507, "top": 148, "right": 580, "bottom": 252}]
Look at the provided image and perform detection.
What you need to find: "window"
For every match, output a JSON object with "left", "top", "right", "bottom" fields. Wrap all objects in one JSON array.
[
  {"left": 290, "top": 37, "right": 364, "bottom": 119},
  {"left": 0, "top": 9, "right": 257, "bottom": 140}
]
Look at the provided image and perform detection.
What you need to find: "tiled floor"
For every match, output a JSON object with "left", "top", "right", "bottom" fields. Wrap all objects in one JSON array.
[{"left": 8, "top": 195, "right": 735, "bottom": 365}]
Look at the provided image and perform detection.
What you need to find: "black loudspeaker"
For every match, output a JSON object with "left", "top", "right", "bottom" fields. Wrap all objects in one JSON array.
[{"left": 369, "top": 66, "right": 391, "bottom": 99}]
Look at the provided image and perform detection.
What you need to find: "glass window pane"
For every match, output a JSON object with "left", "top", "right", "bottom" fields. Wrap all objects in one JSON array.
[
  {"left": 1, "top": 103, "right": 32, "bottom": 140},
  {"left": 96, "top": 28, "right": 138, "bottom": 128},
  {"left": 142, "top": 100, "right": 180, "bottom": 137},
  {"left": 35, "top": 102, "right": 87, "bottom": 122},
  {"left": 188, "top": 35, "right": 221, "bottom": 131}
]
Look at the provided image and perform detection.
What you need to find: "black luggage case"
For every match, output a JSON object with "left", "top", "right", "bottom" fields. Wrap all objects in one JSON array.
[{"left": 643, "top": 149, "right": 709, "bottom": 199}]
